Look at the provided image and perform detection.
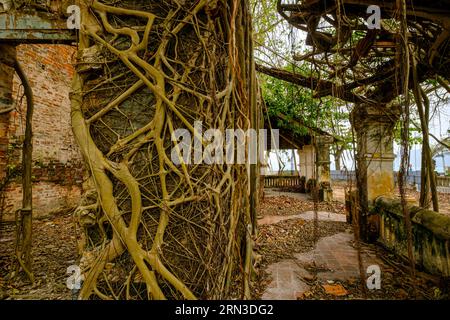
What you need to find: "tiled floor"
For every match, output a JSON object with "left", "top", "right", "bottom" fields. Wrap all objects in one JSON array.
[
  {"left": 262, "top": 231, "right": 382, "bottom": 300},
  {"left": 297, "top": 232, "right": 381, "bottom": 281},
  {"left": 262, "top": 260, "right": 311, "bottom": 300},
  {"left": 260, "top": 189, "right": 383, "bottom": 300}
]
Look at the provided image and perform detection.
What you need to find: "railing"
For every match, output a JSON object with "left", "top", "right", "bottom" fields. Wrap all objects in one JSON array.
[
  {"left": 436, "top": 176, "right": 450, "bottom": 187},
  {"left": 333, "top": 170, "right": 450, "bottom": 192},
  {"left": 401, "top": 174, "right": 450, "bottom": 192},
  {"left": 374, "top": 197, "right": 450, "bottom": 276},
  {"left": 264, "top": 175, "right": 300, "bottom": 188}
]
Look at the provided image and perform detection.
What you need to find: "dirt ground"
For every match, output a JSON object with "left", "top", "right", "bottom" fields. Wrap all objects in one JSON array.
[
  {"left": 254, "top": 188, "right": 450, "bottom": 300},
  {"left": 0, "top": 186, "right": 449, "bottom": 300},
  {"left": 0, "top": 209, "right": 79, "bottom": 300}
]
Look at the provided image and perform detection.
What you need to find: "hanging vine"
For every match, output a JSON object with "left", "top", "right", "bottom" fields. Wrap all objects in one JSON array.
[{"left": 71, "top": 0, "right": 258, "bottom": 300}]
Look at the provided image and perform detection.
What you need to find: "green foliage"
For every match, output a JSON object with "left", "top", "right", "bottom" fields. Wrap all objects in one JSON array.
[
  {"left": 250, "top": 0, "right": 295, "bottom": 64},
  {"left": 260, "top": 63, "right": 354, "bottom": 166},
  {"left": 261, "top": 64, "right": 334, "bottom": 136},
  {"left": 250, "top": 0, "right": 354, "bottom": 162}
]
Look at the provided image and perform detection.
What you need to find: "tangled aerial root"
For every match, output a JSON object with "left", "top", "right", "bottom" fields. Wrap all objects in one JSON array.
[{"left": 70, "top": 0, "right": 259, "bottom": 300}]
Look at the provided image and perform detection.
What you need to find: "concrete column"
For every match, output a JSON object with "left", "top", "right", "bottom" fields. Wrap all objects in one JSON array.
[
  {"left": 316, "top": 135, "right": 333, "bottom": 202},
  {"left": 299, "top": 149, "right": 306, "bottom": 178},
  {"left": 299, "top": 144, "right": 315, "bottom": 181},
  {"left": 351, "top": 104, "right": 399, "bottom": 241},
  {"left": 0, "top": 44, "right": 16, "bottom": 179}
]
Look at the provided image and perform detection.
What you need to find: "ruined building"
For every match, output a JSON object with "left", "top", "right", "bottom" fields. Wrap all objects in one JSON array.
[{"left": 0, "top": 44, "right": 84, "bottom": 220}]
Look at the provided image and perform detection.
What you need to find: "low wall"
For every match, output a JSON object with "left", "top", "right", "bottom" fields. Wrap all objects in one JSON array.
[
  {"left": 436, "top": 176, "right": 450, "bottom": 193},
  {"left": 331, "top": 171, "right": 356, "bottom": 181},
  {"left": 373, "top": 197, "right": 450, "bottom": 276},
  {"left": 264, "top": 175, "right": 300, "bottom": 188}
]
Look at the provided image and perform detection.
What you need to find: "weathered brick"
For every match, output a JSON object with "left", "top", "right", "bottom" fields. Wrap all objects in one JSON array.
[{"left": 0, "top": 44, "right": 85, "bottom": 220}]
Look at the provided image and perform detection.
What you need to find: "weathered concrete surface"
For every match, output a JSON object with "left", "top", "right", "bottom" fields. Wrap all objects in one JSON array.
[
  {"left": 260, "top": 211, "right": 374, "bottom": 300},
  {"left": 375, "top": 196, "right": 450, "bottom": 276},
  {"left": 262, "top": 232, "right": 382, "bottom": 300},
  {"left": 262, "top": 259, "right": 311, "bottom": 300},
  {"left": 258, "top": 211, "right": 346, "bottom": 226},
  {"left": 316, "top": 135, "right": 333, "bottom": 202},
  {"left": 352, "top": 105, "right": 397, "bottom": 201},
  {"left": 299, "top": 145, "right": 315, "bottom": 182},
  {"left": 350, "top": 104, "right": 399, "bottom": 241},
  {"left": 0, "top": 13, "right": 75, "bottom": 43},
  {"left": 0, "top": 1, "right": 75, "bottom": 43}
]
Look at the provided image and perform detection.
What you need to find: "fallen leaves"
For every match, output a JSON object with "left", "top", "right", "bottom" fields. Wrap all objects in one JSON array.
[
  {"left": 0, "top": 209, "right": 79, "bottom": 300},
  {"left": 322, "top": 283, "right": 349, "bottom": 296},
  {"left": 260, "top": 194, "right": 346, "bottom": 217},
  {"left": 255, "top": 191, "right": 449, "bottom": 300},
  {"left": 256, "top": 219, "right": 348, "bottom": 265}
]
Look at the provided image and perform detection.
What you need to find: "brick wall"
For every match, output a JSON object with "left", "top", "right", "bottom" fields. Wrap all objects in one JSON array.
[
  {"left": 0, "top": 44, "right": 84, "bottom": 220},
  {"left": 0, "top": 44, "right": 16, "bottom": 178}
]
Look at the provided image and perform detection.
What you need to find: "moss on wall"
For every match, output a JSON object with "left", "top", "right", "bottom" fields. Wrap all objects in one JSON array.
[{"left": 373, "top": 196, "right": 450, "bottom": 276}]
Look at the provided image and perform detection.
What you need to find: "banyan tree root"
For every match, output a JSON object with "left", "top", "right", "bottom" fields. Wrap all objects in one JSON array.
[
  {"left": 71, "top": 0, "right": 258, "bottom": 300},
  {"left": 14, "top": 57, "right": 35, "bottom": 284}
]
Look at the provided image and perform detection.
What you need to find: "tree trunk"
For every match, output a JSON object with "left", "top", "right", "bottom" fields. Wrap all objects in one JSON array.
[
  {"left": 13, "top": 57, "right": 35, "bottom": 283},
  {"left": 412, "top": 54, "right": 439, "bottom": 212},
  {"left": 421, "top": 90, "right": 439, "bottom": 212},
  {"left": 420, "top": 149, "right": 431, "bottom": 208},
  {"left": 72, "top": 0, "right": 258, "bottom": 300}
]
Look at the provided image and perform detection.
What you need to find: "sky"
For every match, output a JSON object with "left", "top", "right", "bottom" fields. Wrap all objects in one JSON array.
[
  {"left": 394, "top": 110, "right": 450, "bottom": 173},
  {"left": 267, "top": 112, "right": 450, "bottom": 174}
]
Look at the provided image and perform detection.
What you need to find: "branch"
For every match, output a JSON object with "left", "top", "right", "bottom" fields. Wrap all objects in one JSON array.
[
  {"left": 437, "top": 76, "right": 450, "bottom": 94},
  {"left": 255, "top": 64, "right": 365, "bottom": 103},
  {"left": 430, "top": 132, "right": 450, "bottom": 151}
]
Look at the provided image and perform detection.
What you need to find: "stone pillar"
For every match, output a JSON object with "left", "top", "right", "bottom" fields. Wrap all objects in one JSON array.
[
  {"left": 299, "top": 148, "right": 306, "bottom": 178},
  {"left": 0, "top": 44, "right": 16, "bottom": 179},
  {"left": 351, "top": 104, "right": 399, "bottom": 241},
  {"left": 316, "top": 135, "right": 333, "bottom": 202},
  {"left": 299, "top": 144, "right": 315, "bottom": 181}
]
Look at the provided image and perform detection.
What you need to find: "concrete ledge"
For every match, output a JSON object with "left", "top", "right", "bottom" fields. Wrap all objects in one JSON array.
[
  {"left": 0, "top": 13, "right": 75, "bottom": 43},
  {"left": 373, "top": 196, "right": 450, "bottom": 276}
]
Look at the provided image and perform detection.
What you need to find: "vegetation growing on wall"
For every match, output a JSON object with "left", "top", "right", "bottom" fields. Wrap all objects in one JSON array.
[{"left": 70, "top": 0, "right": 259, "bottom": 300}]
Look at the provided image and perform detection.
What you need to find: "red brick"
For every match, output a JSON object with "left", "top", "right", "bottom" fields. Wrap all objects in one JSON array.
[{"left": 0, "top": 44, "right": 85, "bottom": 221}]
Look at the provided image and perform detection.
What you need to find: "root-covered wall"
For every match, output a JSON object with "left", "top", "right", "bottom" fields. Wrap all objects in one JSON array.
[{"left": 72, "top": 0, "right": 258, "bottom": 299}]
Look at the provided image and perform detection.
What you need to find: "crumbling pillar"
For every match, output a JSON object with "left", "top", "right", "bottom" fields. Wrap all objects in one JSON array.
[
  {"left": 350, "top": 104, "right": 399, "bottom": 242},
  {"left": 316, "top": 135, "right": 333, "bottom": 202}
]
